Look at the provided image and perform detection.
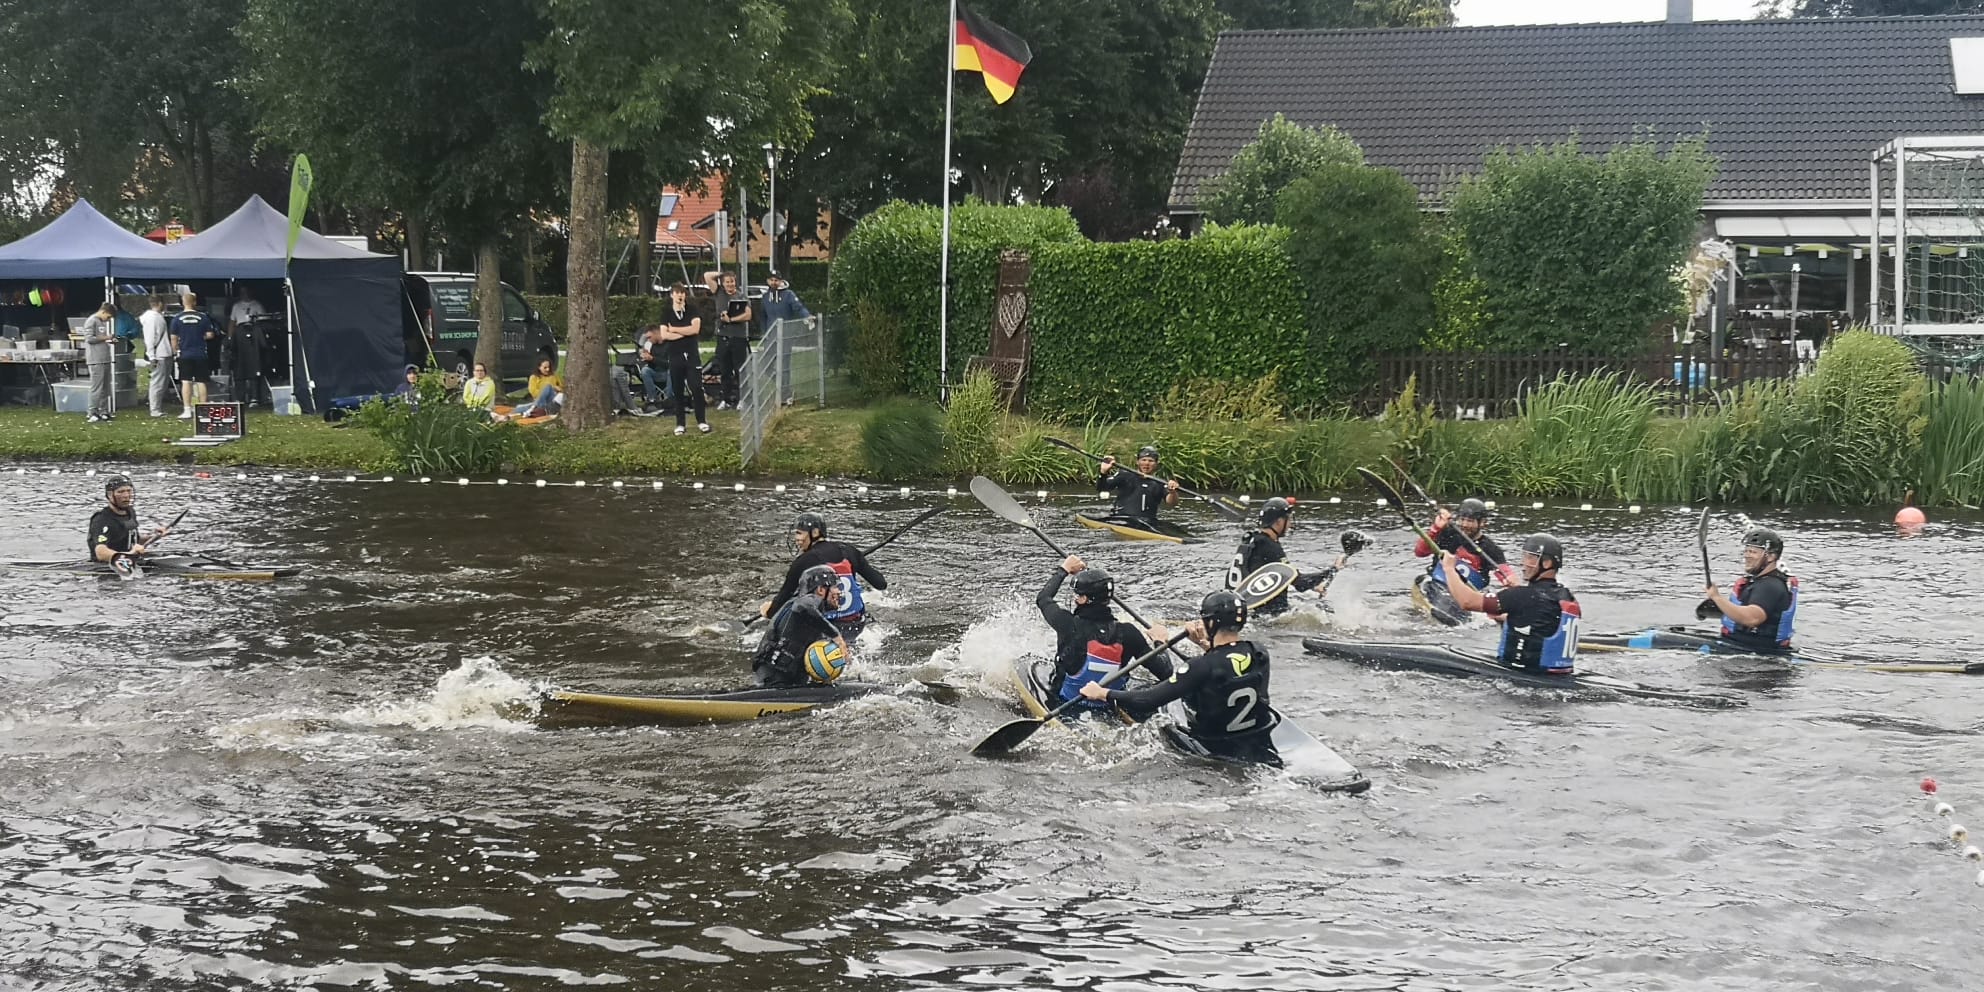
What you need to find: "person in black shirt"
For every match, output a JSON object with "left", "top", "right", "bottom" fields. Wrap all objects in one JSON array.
[
  {"left": 1224, "top": 497, "right": 1350, "bottom": 616},
  {"left": 1081, "top": 590, "right": 1278, "bottom": 764},
  {"left": 1037, "top": 555, "right": 1166, "bottom": 713},
  {"left": 87, "top": 475, "right": 171, "bottom": 564},
  {"left": 1441, "top": 533, "right": 1582, "bottom": 674},
  {"left": 1097, "top": 445, "right": 1178, "bottom": 524},
  {"left": 761, "top": 513, "right": 888, "bottom": 640},
  {"left": 1700, "top": 527, "right": 1798, "bottom": 654},
  {"left": 752, "top": 565, "right": 850, "bottom": 687},
  {"left": 657, "top": 283, "right": 709, "bottom": 435}
]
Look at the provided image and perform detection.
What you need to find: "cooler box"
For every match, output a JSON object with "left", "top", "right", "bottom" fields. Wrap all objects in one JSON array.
[{"left": 52, "top": 381, "right": 88, "bottom": 413}]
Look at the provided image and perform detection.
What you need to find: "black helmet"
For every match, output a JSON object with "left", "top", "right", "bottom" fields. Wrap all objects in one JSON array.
[
  {"left": 1259, "top": 497, "right": 1295, "bottom": 528},
  {"left": 800, "top": 564, "right": 839, "bottom": 596},
  {"left": 1456, "top": 498, "right": 1490, "bottom": 522},
  {"left": 1521, "top": 533, "right": 1564, "bottom": 570},
  {"left": 1199, "top": 590, "right": 1248, "bottom": 636},
  {"left": 1743, "top": 527, "right": 1784, "bottom": 557},
  {"left": 1071, "top": 568, "right": 1114, "bottom": 600},
  {"left": 1136, "top": 445, "right": 1159, "bottom": 462},
  {"left": 794, "top": 512, "right": 827, "bottom": 540},
  {"left": 103, "top": 474, "right": 134, "bottom": 496}
]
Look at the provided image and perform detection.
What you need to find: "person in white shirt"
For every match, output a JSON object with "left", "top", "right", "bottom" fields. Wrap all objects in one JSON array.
[{"left": 140, "top": 295, "right": 174, "bottom": 418}]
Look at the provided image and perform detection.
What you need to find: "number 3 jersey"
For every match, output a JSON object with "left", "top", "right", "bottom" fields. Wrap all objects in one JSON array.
[{"left": 1105, "top": 639, "right": 1273, "bottom": 742}]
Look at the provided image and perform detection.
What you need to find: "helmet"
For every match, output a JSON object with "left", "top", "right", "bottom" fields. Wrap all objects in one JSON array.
[
  {"left": 794, "top": 512, "right": 827, "bottom": 540},
  {"left": 1456, "top": 498, "right": 1490, "bottom": 522},
  {"left": 1136, "top": 445, "right": 1159, "bottom": 462},
  {"left": 1071, "top": 568, "right": 1114, "bottom": 600},
  {"left": 1258, "top": 497, "right": 1295, "bottom": 528},
  {"left": 1743, "top": 527, "right": 1784, "bottom": 557},
  {"left": 800, "top": 564, "right": 839, "bottom": 597},
  {"left": 103, "top": 474, "right": 134, "bottom": 496},
  {"left": 1520, "top": 533, "right": 1564, "bottom": 570},
  {"left": 1199, "top": 590, "right": 1248, "bottom": 636}
]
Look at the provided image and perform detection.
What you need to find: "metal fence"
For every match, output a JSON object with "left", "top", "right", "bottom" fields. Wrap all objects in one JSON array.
[
  {"left": 1368, "top": 345, "right": 1808, "bottom": 418},
  {"left": 739, "top": 315, "right": 847, "bottom": 466}
]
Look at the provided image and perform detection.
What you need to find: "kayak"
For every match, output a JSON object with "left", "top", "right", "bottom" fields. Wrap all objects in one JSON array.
[
  {"left": 1579, "top": 626, "right": 1984, "bottom": 675},
  {"left": 1300, "top": 636, "right": 1746, "bottom": 708},
  {"left": 1408, "top": 573, "right": 1467, "bottom": 626},
  {"left": 0, "top": 553, "right": 304, "bottom": 581},
  {"left": 1073, "top": 512, "right": 1196, "bottom": 544},
  {"left": 1006, "top": 657, "right": 1370, "bottom": 794},
  {"left": 542, "top": 682, "right": 899, "bottom": 727}
]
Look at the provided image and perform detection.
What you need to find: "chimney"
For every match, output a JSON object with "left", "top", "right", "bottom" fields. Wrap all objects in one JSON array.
[{"left": 1668, "top": 0, "right": 1692, "bottom": 22}]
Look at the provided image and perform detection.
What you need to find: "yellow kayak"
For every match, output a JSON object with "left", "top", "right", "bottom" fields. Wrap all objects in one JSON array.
[
  {"left": 541, "top": 679, "right": 961, "bottom": 727},
  {"left": 1073, "top": 512, "right": 1194, "bottom": 544}
]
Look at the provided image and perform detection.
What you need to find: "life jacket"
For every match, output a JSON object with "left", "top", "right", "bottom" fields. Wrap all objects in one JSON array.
[
  {"left": 1056, "top": 638, "right": 1126, "bottom": 708},
  {"left": 822, "top": 556, "right": 866, "bottom": 621},
  {"left": 1427, "top": 551, "right": 1488, "bottom": 591},
  {"left": 1180, "top": 641, "right": 1273, "bottom": 740},
  {"left": 1722, "top": 572, "right": 1798, "bottom": 650},
  {"left": 1496, "top": 580, "right": 1581, "bottom": 674}
]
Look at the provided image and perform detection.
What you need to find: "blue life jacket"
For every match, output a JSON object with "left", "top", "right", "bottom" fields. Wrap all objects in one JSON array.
[
  {"left": 1056, "top": 638, "right": 1125, "bottom": 708},
  {"left": 1428, "top": 556, "right": 1488, "bottom": 591},
  {"left": 1721, "top": 573, "right": 1798, "bottom": 649},
  {"left": 822, "top": 558, "right": 866, "bottom": 622},
  {"left": 1496, "top": 587, "right": 1582, "bottom": 675}
]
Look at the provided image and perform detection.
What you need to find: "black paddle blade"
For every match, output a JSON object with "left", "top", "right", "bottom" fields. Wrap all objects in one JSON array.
[
  {"left": 1236, "top": 562, "right": 1298, "bottom": 608},
  {"left": 972, "top": 717, "right": 1047, "bottom": 757},
  {"left": 1355, "top": 467, "right": 1408, "bottom": 509},
  {"left": 970, "top": 475, "right": 1035, "bottom": 530},
  {"left": 1204, "top": 496, "right": 1247, "bottom": 522},
  {"left": 1340, "top": 529, "right": 1371, "bottom": 556}
]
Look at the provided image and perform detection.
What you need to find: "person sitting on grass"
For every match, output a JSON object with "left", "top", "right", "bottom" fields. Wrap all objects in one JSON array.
[
  {"left": 461, "top": 362, "right": 496, "bottom": 414},
  {"left": 508, "top": 356, "right": 562, "bottom": 419}
]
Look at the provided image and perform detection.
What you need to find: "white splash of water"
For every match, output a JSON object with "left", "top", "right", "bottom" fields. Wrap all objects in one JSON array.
[
  {"left": 920, "top": 603, "right": 1052, "bottom": 691},
  {"left": 343, "top": 657, "right": 542, "bottom": 732}
]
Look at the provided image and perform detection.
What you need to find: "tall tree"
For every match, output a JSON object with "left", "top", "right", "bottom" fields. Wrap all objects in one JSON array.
[
  {"left": 531, "top": 0, "right": 848, "bottom": 429},
  {"left": 241, "top": 0, "right": 563, "bottom": 375},
  {"left": 1759, "top": 0, "right": 1983, "bottom": 13},
  {"left": 1216, "top": 0, "right": 1453, "bottom": 28}
]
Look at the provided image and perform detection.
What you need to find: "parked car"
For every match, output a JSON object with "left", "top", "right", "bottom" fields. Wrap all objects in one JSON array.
[{"left": 402, "top": 272, "right": 556, "bottom": 384}]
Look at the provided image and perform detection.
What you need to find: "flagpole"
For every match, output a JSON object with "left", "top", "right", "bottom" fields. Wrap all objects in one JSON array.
[{"left": 937, "top": 0, "right": 958, "bottom": 406}]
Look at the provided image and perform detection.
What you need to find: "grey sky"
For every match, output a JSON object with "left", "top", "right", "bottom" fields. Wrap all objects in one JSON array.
[{"left": 1454, "top": 0, "right": 1763, "bottom": 25}]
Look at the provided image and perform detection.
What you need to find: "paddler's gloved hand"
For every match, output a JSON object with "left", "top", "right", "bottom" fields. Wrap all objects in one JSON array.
[
  {"left": 1293, "top": 568, "right": 1336, "bottom": 593},
  {"left": 1493, "top": 564, "right": 1519, "bottom": 586},
  {"left": 1694, "top": 598, "right": 1720, "bottom": 621}
]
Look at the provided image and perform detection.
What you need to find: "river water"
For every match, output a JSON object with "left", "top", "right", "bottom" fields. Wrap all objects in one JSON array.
[{"left": 2, "top": 467, "right": 1978, "bottom": 991}]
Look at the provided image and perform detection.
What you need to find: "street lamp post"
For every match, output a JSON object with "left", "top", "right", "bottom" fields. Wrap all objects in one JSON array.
[{"left": 762, "top": 142, "right": 782, "bottom": 275}]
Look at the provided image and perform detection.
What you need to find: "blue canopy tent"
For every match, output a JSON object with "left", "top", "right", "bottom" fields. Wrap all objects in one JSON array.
[
  {"left": 0, "top": 199, "right": 162, "bottom": 280},
  {"left": 112, "top": 195, "right": 403, "bottom": 413}
]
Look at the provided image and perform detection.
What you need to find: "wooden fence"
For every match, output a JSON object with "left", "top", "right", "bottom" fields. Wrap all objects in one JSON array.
[{"left": 1368, "top": 346, "right": 1805, "bottom": 418}]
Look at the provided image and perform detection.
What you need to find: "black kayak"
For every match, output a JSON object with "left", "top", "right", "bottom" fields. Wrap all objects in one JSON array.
[
  {"left": 1006, "top": 657, "right": 1370, "bottom": 793},
  {"left": 1578, "top": 626, "right": 1984, "bottom": 675},
  {"left": 0, "top": 552, "right": 304, "bottom": 581},
  {"left": 1408, "top": 573, "right": 1468, "bottom": 626},
  {"left": 541, "top": 680, "right": 959, "bottom": 727},
  {"left": 1300, "top": 637, "right": 1746, "bottom": 708},
  {"left": 1073, "top": 512, "right": 1197, "bottom": 544}
]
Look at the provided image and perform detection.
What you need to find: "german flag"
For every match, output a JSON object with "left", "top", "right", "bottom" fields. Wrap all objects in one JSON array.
[{"left": 954, "top": 6, "right": 1032, "bottom": 104}]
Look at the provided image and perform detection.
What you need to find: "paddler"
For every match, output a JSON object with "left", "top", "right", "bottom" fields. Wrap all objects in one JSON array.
[
  {"left": 1437, "top": 534, "right": 1581, "bottom": 674},
  {"left": 1697, "top": 527, "right": 1797, "bottom": 654},
  {"left": 752, "top": 565, "right": 851, "bottom": 687},
  {"left": 1412, "top": 498, "right": 1513, "bottom": 623},
  {"left": 1097, "top": 445, "right": 1179, "bottom": 525},
  {"left": 1224, "top": 497, "right": 1348, "bottom": 616},
  {"left": 761, "top": 513, "right": 888, "bottom": 640},
  {"left": 88, "top": 475, "right": 170, "bottom": 566},
  {"left": 1037, "top": 555, "right": 1167, "bottom": 714},
  {"left": 1079, "top": 590, "right": 1278, "bottom": 764}
]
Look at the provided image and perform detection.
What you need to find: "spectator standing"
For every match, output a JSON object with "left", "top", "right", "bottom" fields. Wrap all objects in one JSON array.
[
  {"left": 140, "top": 296, "right": 174, "bottom": 418},
  {"left": 172, "top": 293, "right": 217, "bottom": 418},
  {"left": 712, "top": 272, "right": 752, "bottom": 409},
  {"left": 657, "top": 283, "right": 710, "bottom": 435},
  {"left": 760, "top": 271, "right": 812, "bottom": 405},
  {"left": 227, "top": 288, "right": 269, "bottom": 407},
  {"left": 81, "top": 303, "right": 117, "bottom": 423}
]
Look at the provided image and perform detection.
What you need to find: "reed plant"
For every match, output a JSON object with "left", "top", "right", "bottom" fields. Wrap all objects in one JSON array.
[
  {"left": 859, "top": 399, "right": 944, "bottom": 481},
  {"left": 999, "top": 424, "right": 1086, "bottom": 485},
  {"left": 941, "top": 368, "right": 1004, "bottom": 476},
  {"left": 1916, "top": 373, "right": 1984, "bottom": 508},
  {"left": 1502, "top": 373, "right": 1659, "bottom": 499}
]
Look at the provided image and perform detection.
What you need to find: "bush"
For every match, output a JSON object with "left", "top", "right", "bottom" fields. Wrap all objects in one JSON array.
[
  {"left": 1445, "top": 136, "right": 1715, "bottom": 356},
  {"left": 1025, "top": 225, "right": 1308, "bottom": 420},
  {"left": 832, "top": 201, "right": 1083, "bottom": 399},
  {"left": 999, "top": 423, "right": 1087, "bottom": 485},
  {"left": 848, "top": 298, "right": 907, "bottom": 401},
  {"left": 1275, "top": 162, "right": 1439, "bottom": 402},
  {"left": 859, "top": 399, "right": 945, "bottom": 481},
  {"left": 1201, "top": 114, "right": 1365, "bottom": 226},
  {"left": 942, "top": 369, "right": 1004, "bottom": 476},
  {"left": 349, "top": 373, "right": 529, "bottom": 475},
  {"left": 524, "top": 295, "right": 664, "bottom": 343}
]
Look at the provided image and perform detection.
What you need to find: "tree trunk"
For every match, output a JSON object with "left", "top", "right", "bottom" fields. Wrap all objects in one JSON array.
[
  {"left": 522, "top": 224, "right": 538, "bottom": 294},
  {"left": 406, "top": 213, "right": 428, "bottom": 272},
  {"left": 635, "top": 199, "right": 657, "bottom": 297},
  {"left": 562, "top": 139, "right": 610, "bottom": 430},
  {"left": 474, "top": 239, "right": 506, "bottom": 381}
]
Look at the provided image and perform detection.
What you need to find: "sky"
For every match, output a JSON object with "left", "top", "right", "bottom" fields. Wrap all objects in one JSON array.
[{"left": 1454, "top": 0, "right": 1764, "bottom": 25}]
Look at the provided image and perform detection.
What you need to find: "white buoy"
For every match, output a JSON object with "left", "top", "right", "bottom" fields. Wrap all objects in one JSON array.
[
  {"left": 1628, "top": 504, "right": 1642, "bottom": 514},
  {"left": 774, "top": 484, "right": 786, "bottom": 492},
  {"left": 946, "top": 487, "right": 958, "bottom": 496},
  {"left": 48, "top": 468, "right": 60, "bottom": 476},
  {"left": 900, "top": 486, "right": 911, "bottom": 495},
  {"left": 1531, "top": 501, "right": 1545, "bottom": 509},
  {"left": 1951, "top": 824, "right": 1969, "bottom": 843},
  {"left": 857, "top": 486, "right": 869, "bottom": 494},
  {"left": 381, "top": 475, "right": 394, "bottom": 483},
  {"left": 1239, "top": 495, "right": 1252, "bottom": 504},
  {"left": 1329, "top": 496, "right": 1341, "bottom": 504},
  {"left": 573, "top": 480, "right": 586, "bottom": 487},
  {"left": 1037, "top": 490, "right": 1048, "bottom": 499},
  {"left": 733, "top": 483, "right": 745, "bottom": 492},
  {"left": 419, "top": 476, "right": 431, "bottom": 484},
  {"left": 85, "top": 469, "right": 96, "bottom": 476},
  {"left": 1976, "top": 868, "right": 1984, "bottom": 887},
  {"left": 497, "top": 478, "right": 509, "bottom": 486},
  {"left": 535, "top": 479, "right": 548, "bottom": 488},
  {"left": 693, "top": 482, "right": 705, "bottom": 490},
  {"left": 344, "top": 475, "right": 357, "bottom": 483},
  {"left": 458, "top": 478, "right": 470, "bottom": 487},
  {"left": 814, "top": 484, "right": 827, "bottom": 492},
  {"left": 611, "top": 480, "right": 624, "bottom": 489},
  {"left": 1939, "top": 802, "right": 1957, "bottom": 816},
  {"left": 1965, "top": 845, "right": 1982, "bottom": 861},
  {"left": 273, "top": 475, "right": 285, "bottom": 483},
  {"left": 651, "top": 481, "right": 664, "bottom": 490},
  {"left": 1579, "top": 503, "right": 1593, "bottom": 511},
  {"left": 308, "top": 475, "right": 320, "bottom": 482},
  {"left": 1484, "top": 500, "right": 1497, "bottom": 510}
]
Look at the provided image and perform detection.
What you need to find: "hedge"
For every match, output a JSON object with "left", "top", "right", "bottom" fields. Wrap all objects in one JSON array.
[
  {"left": 1025, "top": 225, "right": 1308, "bottom": 420},
  {"left": 831, "top": 201, "right": 1084, "bottom": 398},
  {"left": 526, "top": 295, "right": 665, "bottom": 344}
]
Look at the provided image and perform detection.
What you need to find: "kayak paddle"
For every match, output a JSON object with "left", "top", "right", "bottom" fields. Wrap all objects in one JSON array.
[
  {"left": 1383, "top": 459, "right": 1507, "bottom": 583},
  {"left": 968, "top": 475, "right": 1169, "bottom": 633},
  {"left": 1044, "top": 437, "right": 1245, "bottom": 521},
  {"left": 1693, "top": 507, "right": 1718, "bottom": 620},
  {"left": 743, "top": 506, "right": 948, "bottom": 626},
  {"left": 1356, "top": 467, "right": 1438, "bottom": 547}
]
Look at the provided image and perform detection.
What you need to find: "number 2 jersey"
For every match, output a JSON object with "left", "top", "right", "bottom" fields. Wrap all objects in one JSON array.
[{"left": 1101, "top": 638, "right": 1273, "bottom": 744}]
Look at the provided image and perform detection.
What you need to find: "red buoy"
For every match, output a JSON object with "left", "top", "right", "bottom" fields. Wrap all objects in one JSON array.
[{"left": 1923, "top": 776, "right": 1939, "bottom": 795}]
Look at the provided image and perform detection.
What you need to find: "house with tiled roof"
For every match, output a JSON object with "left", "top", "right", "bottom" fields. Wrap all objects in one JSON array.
[
  {"left": 653, "top": 176, "right": 831, "bottom": 267},
  {"left": 1168, "top": 5, "right": 1984, "bottom": 325}
]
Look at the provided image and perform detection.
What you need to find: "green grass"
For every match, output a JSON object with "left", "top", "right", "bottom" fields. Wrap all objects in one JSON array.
[{"left": 0, "top": 407, "right": 389, "bottom": 469}]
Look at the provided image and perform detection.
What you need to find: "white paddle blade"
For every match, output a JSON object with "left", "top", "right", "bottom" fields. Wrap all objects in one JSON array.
[{"left": 1237, "top": 562, "right": 1298, "bottom": 609}]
